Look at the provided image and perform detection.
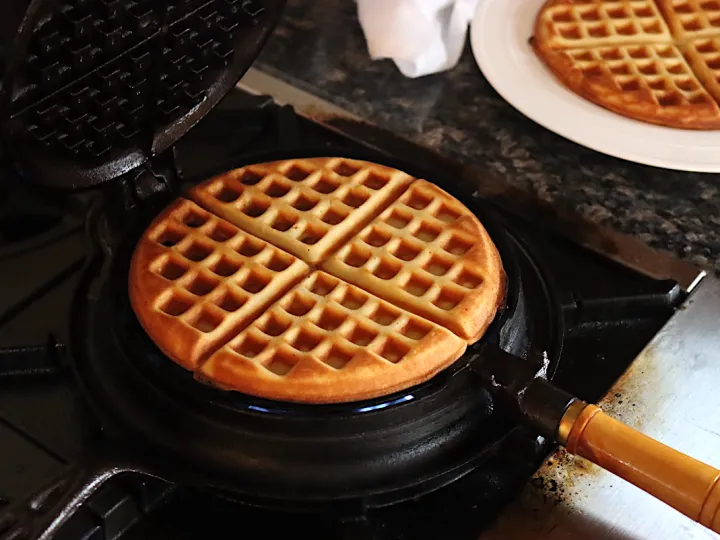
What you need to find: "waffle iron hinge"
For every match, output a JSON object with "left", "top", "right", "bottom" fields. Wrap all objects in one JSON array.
[{"left": 117, "top": 148, "right": 182, "bottom": 212}]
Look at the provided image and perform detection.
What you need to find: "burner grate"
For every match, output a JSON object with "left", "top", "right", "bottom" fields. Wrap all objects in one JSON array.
[{"left": 0, "top": 342, "right": 66, "bottom": 378}]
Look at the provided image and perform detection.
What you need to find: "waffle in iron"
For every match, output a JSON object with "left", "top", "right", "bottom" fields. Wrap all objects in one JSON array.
[
  {"left": 199, "top": 272, "right": 466, "bottom": 403},
  {"left": 533, "top": 0, "right": 720, "bottom": 129},
  {"left": 129, "top": 158, "right": 505, "bottom": 403},
  {"left": 321, "top": 180, "right": 504, "bottom": 343},
  {"left": 129, "top": 199, "right": 309, "bottom": 370},
  {"left": 189, "top": 158, "right": 414, "bottom": 264}
]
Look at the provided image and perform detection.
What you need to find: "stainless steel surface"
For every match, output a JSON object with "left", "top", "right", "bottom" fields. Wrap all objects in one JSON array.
[
  {"left": 481, "top": 276, "right": 720, "bottom": 540},
  {"left": 237, "top": 68, "right": 706, "bottom": 293}
]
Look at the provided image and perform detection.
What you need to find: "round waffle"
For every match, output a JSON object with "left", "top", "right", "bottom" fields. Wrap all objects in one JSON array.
[
  {"left": 129, "top": 158, "right": 506, "bottom": 403},
  {"left": 533, "top": 0, "right": 720, "bottom": 129}
]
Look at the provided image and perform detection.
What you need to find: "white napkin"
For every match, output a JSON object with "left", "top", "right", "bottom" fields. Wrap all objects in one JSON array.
[{"left": 356, "top": 0, "right": 480, "bottom": 78}]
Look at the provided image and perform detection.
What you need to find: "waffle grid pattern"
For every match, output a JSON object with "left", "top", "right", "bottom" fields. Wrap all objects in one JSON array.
[
  {"left": 535, "top": 0, "right": 720, "bottom": 126},
  {"left": 661, "top": 0, "right": 720, "bottom": 40},
  {"left": 542, "top": 1, "right": 672, "bottom": 47},
  {"left": 131, "top": 159, "right": 505, "bottom": 403},
  {"left": 684, "top": 37, "right": 720, "bottom": 99},
  {"left": 203, "top": 272, "right": 443, "bottom": 375},
  {"left": 566, "top": 43, "right": 713, "bottom": 105},
  {"left": 189, "top": 158, "right": 414, "bottom": 263},
  {"left": 198, "top": 271, "right": 466, "bottom": 402},
  {"left": 322, "top": 182, "right": 491, "bottom": 335},
  {"left": 142, "top": 199, "right": 308, "bottom": 366}
]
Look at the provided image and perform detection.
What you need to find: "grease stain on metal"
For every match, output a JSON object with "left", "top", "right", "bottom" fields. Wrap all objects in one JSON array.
[{"left": 522, "top": 342, "right": 663, "bottom": 510}]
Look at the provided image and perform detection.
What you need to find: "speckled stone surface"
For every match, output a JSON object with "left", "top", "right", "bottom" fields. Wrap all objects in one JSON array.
[{"left": 255, "top": 0, "right": 720, "bottom": 274}]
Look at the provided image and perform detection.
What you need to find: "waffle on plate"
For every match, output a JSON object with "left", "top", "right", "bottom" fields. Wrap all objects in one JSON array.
[
  {"left": 533, "top": 0, "right": 720, "bottom": 129},
  {"left": 129, "top": 158, "right": 506, "bottom": 403}
]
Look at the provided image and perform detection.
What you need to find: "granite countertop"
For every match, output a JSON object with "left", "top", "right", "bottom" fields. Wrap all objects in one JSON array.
[{"left": 255, "top": 0, "right": 720, "bottom": 275}]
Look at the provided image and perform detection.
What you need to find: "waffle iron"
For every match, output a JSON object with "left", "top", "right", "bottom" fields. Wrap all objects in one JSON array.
[{"left": 0, "top": 0, "right": 285, "bottom": 189}]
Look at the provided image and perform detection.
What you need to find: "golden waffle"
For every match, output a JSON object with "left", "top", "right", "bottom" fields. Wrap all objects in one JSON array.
[
  {"left": 199, "top": 272, "right": 467, "bottom": 403},
  {"left": 534, "top": 0, "right": 673, "bottom": 49},
  {"left": 188, "top": 158, "right": 414, "bottom": 264},
  {"left": 129, "top": 158, "right": 506, "bottom": 404},
  {"left": 129, "top": 199, "right": 309, "bottom": 369},
  {"left": 533, "top": 0, "right": 720, "bottom": 128},
  {"left": 537, "top": 43, "right": 720, "bottom": 127},
  {"left": 321, "top": 181, "right": 505, "bottom": 343}
]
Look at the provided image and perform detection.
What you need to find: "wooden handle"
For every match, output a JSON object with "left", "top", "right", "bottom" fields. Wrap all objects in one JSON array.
[{"left": 563, "top": 403, "right": 720, "bottom": 533}]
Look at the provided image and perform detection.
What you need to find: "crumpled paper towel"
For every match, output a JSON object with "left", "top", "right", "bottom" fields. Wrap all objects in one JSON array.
[{"left": 356, "top": 0, "right": 480, "bottom": 78}]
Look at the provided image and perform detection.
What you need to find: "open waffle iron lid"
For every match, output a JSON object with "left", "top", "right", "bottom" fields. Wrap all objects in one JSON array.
[{"left": 0, "top": 0, "right": 286, "bottom": 189}]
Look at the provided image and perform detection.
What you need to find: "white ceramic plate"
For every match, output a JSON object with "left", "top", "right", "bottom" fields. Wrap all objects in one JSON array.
[{"left": 470, "top": 0, "right": 720, "bottom": 172}]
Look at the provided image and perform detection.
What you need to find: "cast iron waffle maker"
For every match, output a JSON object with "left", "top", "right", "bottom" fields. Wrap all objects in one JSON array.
[
  {"left": 0, "top": 0, "right": 284, "bottom": 189},
  {"left": 0, "top": 2, "right": 719, "bottom": 539}
]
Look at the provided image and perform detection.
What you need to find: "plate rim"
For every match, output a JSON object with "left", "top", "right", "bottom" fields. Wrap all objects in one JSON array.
[{"left": 470, "top": 0, "right": 720, "bottom": 173}]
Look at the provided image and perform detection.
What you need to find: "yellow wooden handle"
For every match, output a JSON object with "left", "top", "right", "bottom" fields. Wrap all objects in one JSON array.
[{"left": 563, "top": 404, "right": 720, "bottom": 533}]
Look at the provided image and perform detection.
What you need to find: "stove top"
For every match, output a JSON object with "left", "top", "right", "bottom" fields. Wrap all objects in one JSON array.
[{"left": 0, "top": 80, "right": 712, "bottom": 540}]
